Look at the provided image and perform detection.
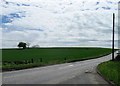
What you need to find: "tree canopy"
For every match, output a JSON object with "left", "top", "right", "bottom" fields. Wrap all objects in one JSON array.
[{"left": 18, "top": 42, "right": 27, "bottom": 49}]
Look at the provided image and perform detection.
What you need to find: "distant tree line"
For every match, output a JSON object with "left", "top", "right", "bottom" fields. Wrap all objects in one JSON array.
[{"left": 17, "top": 42, "right": 39, "bottom": 49}]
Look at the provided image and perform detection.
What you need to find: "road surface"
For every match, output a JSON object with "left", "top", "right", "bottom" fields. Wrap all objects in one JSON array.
[{"left": 2, "top": 52, "right": 117, "bottom": 84}]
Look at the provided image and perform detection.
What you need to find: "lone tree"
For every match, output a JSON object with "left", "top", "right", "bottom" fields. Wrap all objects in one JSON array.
[{"left": 18, "top": 42, "right": 27, "bottom": 49}]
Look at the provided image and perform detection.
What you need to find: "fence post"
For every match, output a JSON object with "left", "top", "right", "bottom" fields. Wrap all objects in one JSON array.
[
  {"left": 64, "top": 57, "right": 66, "bottom": 62},
  {"left": 40, "top": 58, "right": 42, "bottom": 62},
  {"left": 31, "top": 58, "right": 34, "bottom": 63}
]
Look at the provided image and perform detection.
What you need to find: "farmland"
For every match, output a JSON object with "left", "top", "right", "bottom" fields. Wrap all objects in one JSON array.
[{"left": 2, "top": 47, "right": 112, "bottom": 71}]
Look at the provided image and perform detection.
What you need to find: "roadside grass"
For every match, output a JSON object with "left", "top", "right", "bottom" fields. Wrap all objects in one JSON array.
[
  {"left": 2, "top": 47, "right": 112, "bottom": 71},
  {"left": 2, "top": 60, "right": 64, "bottom": 71},
  {"left": 2, "top": 62, "right": 43, "bottom": 71},
  {"left": 98, "top": 61, "right": 120, "bottom": 86}
]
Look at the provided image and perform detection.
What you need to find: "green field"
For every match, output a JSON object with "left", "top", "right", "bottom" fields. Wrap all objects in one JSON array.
[
  {"left": 2, "top": 47, "right": 112, "bottom": 71},
  {"left": 98, "top": 61, "right": 120, "bottom": 86}
]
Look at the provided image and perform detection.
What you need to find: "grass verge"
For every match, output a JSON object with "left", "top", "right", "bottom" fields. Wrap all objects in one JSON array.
[{"left": 98, "top": 60, "right": 120, "bottom": 86}]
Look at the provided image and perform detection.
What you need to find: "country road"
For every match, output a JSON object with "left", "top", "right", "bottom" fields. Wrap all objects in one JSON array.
[{"left": 2, "top": 52, "right": 117, "bottom": 84}]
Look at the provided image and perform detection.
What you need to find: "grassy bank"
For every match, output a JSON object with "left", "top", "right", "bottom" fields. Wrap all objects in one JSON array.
[
  {"left": 2, "top": 47, "right": 112, "bottom": 71},
  {"left": 98, "top": 61, "right": 120, "bottom": 86}
]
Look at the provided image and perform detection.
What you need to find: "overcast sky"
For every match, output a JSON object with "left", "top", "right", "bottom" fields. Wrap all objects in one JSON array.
[{"left": 0, "top": 0, "right": 119, "bottom": 48}]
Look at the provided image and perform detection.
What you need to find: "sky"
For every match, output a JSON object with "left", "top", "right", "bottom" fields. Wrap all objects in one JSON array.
[{"left": 0, "top": 0, "right": 119, "bottom": 48}]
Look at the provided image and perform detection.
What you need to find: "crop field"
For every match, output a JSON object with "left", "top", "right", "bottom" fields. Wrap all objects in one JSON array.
[{"left": 2, "top": 47, "right": 112, "bottom": 71}]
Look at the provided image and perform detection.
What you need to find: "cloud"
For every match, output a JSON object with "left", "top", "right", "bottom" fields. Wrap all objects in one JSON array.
[{"left": 1, "top": 0, "right": 119, "bottom": 48}]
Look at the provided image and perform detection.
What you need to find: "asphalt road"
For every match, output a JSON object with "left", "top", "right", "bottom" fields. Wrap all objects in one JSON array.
[{"left": 2, "top": 52, "right": 117, "bottom": 84}]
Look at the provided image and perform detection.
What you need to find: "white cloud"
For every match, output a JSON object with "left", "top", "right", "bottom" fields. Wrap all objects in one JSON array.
[{"left": 1, "top": 0, "right": 119, "bottom": 48}]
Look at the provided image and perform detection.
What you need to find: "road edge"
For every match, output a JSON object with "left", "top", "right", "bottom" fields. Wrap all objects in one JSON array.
[{"left": 96, "top": 63, "right": 115, "bottom": 86}]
